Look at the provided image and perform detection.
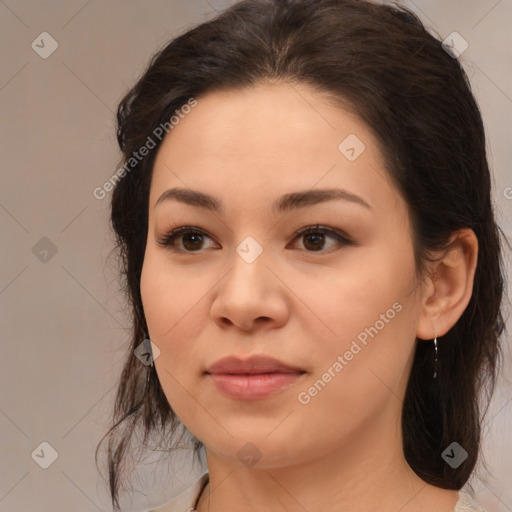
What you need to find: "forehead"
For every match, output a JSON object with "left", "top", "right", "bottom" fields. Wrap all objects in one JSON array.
[{"left": 149, "top": 81, "right": 401, "bottom": 217}]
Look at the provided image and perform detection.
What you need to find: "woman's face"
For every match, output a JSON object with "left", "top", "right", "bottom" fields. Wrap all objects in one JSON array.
[{"left": 140, "top": 81, "right": 426, "bottom": 469}]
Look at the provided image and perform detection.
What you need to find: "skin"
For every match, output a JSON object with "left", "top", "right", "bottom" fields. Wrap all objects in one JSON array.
[{"left": 140, "top": 81, "right": 478, "bottom": 512}]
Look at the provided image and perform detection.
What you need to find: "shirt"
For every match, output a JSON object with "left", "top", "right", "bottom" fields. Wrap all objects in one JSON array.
[{"left": 148, "top": 473, "right": 487, "bottom": 512}]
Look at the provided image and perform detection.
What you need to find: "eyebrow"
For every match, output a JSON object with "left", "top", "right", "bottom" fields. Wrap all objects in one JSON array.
[{"left": 155, "top": 187, "right": 373, "bottom": 214}]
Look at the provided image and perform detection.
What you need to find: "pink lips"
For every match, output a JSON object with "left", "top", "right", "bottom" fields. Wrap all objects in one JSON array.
[{"left": 205, "top": 355, "right": 306, "bottom": 400}]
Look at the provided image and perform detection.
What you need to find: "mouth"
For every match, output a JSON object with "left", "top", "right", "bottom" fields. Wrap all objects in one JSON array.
[{"left": 205, "top": 355, "right": 306, "bottom": 400}]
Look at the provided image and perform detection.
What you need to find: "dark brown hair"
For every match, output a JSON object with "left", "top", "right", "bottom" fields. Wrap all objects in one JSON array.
[{"left": 95, "top": 0, "right": 507, "bottom": 509}]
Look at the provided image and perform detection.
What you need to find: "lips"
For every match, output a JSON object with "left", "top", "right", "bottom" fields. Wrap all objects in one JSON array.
[
  {"left": 206, "top": 355, "right": 304, "bottom": 374},
  {"left": 205, "top": 355, "right": 306, "bottom": 400}
]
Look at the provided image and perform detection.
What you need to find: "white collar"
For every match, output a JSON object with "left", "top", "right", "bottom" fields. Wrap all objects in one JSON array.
[{"left": 149, "top": 473, "right": 208, "bottom": 512}]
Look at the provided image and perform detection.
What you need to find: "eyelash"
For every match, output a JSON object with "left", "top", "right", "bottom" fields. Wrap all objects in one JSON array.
[{"left": 155, "top": 224, "right": 354, "bottom": 254}]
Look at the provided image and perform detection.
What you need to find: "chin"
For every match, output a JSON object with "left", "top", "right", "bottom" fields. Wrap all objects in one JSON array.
[{"left": 194, "top": 421, "right": 325, "bottom": 470}]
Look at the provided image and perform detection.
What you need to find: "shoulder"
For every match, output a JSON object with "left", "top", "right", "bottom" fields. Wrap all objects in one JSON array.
[
  {"left": 454, "top": 489, "right": 487, "bottom": 512},
  {"left": 146, "top": 473, "right": 208, "bottom": 512}
]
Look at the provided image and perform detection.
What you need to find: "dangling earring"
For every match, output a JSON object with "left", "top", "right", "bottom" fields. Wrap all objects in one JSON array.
[
  {"left": 428, "top": 318, "right": 439, "bottom": 380},
  {"left": 433, "top": 336, "right": 438, "bottom": 379}
]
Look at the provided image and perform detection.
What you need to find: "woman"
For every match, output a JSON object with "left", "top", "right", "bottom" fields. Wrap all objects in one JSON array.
[{"left": 96, "top": 0, "right": 506, "bottom": 511}]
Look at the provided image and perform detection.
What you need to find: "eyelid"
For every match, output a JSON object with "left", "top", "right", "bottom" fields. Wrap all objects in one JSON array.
[{"left": 291, "top": 224, "right": 353, "bottom": 247}]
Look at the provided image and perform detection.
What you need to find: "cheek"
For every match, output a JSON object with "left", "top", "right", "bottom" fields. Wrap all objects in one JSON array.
[
  {"left": 140, "top": 251, "right": 217, "bottom": 378},
  {"left": 140, "top": 254, "right": 210, "bottom": 378},
  {"left": 292, "top": 307, "right": 416, "bottom": 455},
  {"left": 294, "top": 250, "right": 418, "bottom": 417},
  {"left": 141, "top": 251, "right": 205, "bottom": 341},
  {"left": 141, "top": 257, "right": 214, "bottom": 432},
  {"left": 299, "top": 246, "right": 414, "bottom": 357}
]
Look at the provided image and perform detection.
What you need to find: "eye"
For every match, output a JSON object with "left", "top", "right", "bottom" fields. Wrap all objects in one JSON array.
[
  {"left": 156, "top": 224, "right": 353, "bottom": 254},
  {"left": 156, "top": 226, "right": 218, "bottom": 252},
  {"left": 289, "top": 224, "right": 353, "bottom": 253}
]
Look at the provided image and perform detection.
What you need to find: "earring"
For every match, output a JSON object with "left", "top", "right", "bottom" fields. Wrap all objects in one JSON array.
[{"left": 433, "top": 336, "right": 438, "bottom": 379}]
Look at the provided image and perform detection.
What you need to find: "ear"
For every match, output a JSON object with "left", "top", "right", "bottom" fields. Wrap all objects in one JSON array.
[{"left": 416, "top": 228, "right": 478, "bottom": 340}]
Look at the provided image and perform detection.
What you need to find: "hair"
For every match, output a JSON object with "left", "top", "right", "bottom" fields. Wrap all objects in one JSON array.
[{"left": 95, "top": 0, "right": 508, "bottom": 509}]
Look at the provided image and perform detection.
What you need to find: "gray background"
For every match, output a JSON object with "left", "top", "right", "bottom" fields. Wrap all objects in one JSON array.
[{"left": 0, "top": 0, "right": 511, "bottom": 511}]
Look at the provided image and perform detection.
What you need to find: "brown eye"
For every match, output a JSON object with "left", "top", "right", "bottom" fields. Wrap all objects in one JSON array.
[
  {"left": 157, "top": 224, "right": 353, "bottom": 254},
  {"left": 302, "top": 232, "right": 326, "bottom": 251},
  {"left": 156, "top": 227, "right": 217, "bottom": 252},
  {"left": 291, "top": 225, "right": 353, "bottom": 253},
  {"left": 181, "top": 232, "right": 206, "bottom": 251}
]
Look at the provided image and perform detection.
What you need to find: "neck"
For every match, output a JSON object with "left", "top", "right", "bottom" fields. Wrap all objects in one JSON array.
[{"left": 195, "top": 411, "right": 458, "bottom": 512}]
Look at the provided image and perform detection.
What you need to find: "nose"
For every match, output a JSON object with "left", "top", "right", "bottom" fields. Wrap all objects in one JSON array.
[{"left": 210, "top": 245, "right": 290, "bottom": 333}]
